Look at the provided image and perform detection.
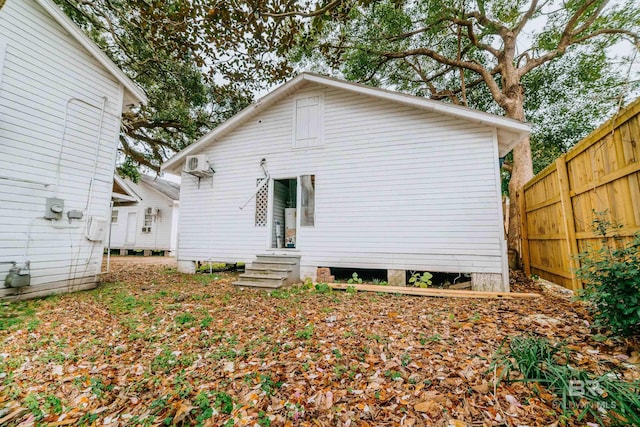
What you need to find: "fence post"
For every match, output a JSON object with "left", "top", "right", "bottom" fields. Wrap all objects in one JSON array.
[
  {"left": 555, "top": 156, "right": 581, "bottom": 290},
  {"left": 518, "top": 189, "right": 531, "bottom": 276}
]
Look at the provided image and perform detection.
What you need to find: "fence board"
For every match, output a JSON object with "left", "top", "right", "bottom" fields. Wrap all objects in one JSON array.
[{"left": 521, "top": 97, "right": 640, "bottom": 290}]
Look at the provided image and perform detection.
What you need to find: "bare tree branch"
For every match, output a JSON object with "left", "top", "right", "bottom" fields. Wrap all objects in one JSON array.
[
  {"left": 513, "top": 0, "right": 540, "bottom": 35},
  {"left": 381, "top": 48, "right": 506, "bottom": 106}
]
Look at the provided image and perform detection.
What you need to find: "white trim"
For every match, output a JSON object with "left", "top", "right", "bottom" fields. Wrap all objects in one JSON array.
[
  {"left": 113, "top": 175, "right": 142, "bottom": 202},
  {"left": 296, "top": 175, "right": 302, "bottom": 248},
  {"left": 111, "top": 192, "right": 138, "bottom": 203},
  {"left": 491, "top": 128, "right": 510, "bottom": 291},
  {"left": 265, "top": 177, "right": 275, "bottom": 249},
  {"left": 161, "top": 73, "right": 530, "bottom": 173},
  {"left": 33, "top": 0, "right": 147, "bottom": 106}
]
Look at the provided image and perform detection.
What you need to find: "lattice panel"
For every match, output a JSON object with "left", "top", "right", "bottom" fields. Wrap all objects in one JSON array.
[{"left": 255, "top": 179, "right": 268, "bottom": 226}]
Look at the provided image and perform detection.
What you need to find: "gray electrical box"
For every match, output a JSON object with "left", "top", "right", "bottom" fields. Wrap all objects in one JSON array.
[
  {"left": 45, "top": 198, "right": 64, "bottom": 220},
  {"left": 67, "top": 210, "right": 83, "bottom": 220}
]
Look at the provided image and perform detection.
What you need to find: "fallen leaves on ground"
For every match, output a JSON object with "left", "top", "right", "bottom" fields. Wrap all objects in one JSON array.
[{"left": 0, "top": 261, "right": 637, "bottom": 426}]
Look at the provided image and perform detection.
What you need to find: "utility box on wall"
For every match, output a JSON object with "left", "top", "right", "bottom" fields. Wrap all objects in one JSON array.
[
  {"left": 86, "top": 217, "right": 108, "bottom": 242},
  {"left": 44, "top": 198, "right": 64, "bottom": 220}
]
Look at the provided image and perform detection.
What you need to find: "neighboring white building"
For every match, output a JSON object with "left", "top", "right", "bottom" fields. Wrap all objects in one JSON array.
[
  {"left": 162, "top": 73, "right": 529, "bottom": 292},
  {"left": 110, "top": 175, "right": 180, "bottom": 256},
  {"left": 0, "top": 0, "right": 146, "bottom": 299}
]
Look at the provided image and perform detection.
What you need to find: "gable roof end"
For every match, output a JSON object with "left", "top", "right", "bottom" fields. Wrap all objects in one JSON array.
[
  {"left": 112, "top": 175, "right": 141, "bottom": 202},
  {"left": 35, "top": 0, "right": 147, "bottom": 107},
  {"left": 161, "top": 73, "right": 530, "bottom": 174}
]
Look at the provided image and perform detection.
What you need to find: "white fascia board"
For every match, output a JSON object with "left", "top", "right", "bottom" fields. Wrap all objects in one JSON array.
[
  {"left": 36, "top": 0, "right": 148, "bottom": 107},
  {"left": 161, "top": 74, "right": 308, "bottom": 173},
  {"left": 112, "top": 192, "right": 138, "bottom": 203},
  {"left": 113, "top": 175, "right": 142, "bottom": 202},
  {"left": 302, "top": 74, "right": 530, "bottom": 155}
]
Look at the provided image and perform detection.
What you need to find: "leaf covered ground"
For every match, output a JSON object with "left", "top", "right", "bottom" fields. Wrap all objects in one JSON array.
[{"left": 0, "top": 259, "right": 638, "bottom": 426}]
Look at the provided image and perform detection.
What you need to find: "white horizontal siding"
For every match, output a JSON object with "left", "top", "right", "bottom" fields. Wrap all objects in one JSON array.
[
  {"left": 178, "top": 83, "right": 505, "bottom": 274},
  {"left": 110, "top": 179, "right": 176, "bottom": 250},
  {"left": 0, "top": 0, "right": 125, "bottom": 289}
]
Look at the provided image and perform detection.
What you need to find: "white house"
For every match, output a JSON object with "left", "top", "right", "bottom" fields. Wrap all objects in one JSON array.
[
  {"left": 0, "top": 0, "right": 146, "bottom": 299},
  {"left": 110, "top": 175, "right": 180, "bottom": 256},
  {"left": 162, "top": 73, "right": 529, "bottom": 292}
]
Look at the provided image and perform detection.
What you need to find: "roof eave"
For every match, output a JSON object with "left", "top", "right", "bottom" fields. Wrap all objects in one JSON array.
[
  {"left": 162, "top": 74, "right": 309, "bottom": 174},
  {"left": 113, "top": 175, "right": 142, "bottom": 201},
  {"left": 496, "top": 128, "right": 530, "bottom": 157},
  {"left": 161, "top": 73, "right": 531, "bottom": 172}
]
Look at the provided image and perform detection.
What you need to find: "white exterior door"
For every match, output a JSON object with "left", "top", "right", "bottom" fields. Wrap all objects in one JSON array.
[{"left": 125, "top": 212, "right": 137, "bottom": 245}]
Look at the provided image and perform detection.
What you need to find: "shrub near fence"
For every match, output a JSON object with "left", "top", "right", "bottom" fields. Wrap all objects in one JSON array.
[{"left": 520, "top": 98, "right": 640, "bottom": 290}]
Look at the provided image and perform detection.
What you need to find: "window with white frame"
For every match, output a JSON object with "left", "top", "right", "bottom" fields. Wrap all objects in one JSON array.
[
  {"left": 300, "top": 175, "right": 315, "bottom": 226},
  {"left": 142, "top": 212, "right": 153, "bottom": 233},
  {"left": 111, "top": 210, "right": 118, "bottom": 223},
  {"left": 293, "top": 94, "right": 323, "bottom": 148}
]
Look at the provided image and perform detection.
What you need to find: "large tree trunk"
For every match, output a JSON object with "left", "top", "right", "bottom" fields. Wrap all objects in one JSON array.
[{"left": 503, "top": 92, "right": 534, "bottom": 268}]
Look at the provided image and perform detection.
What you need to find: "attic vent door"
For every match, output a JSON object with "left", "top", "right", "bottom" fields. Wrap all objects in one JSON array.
[
  {"left": 293, "top": 94, "right": 323, "bottom": 148},
  {"left": 255, "top": 179, "right": 268, "bottom": 226}
]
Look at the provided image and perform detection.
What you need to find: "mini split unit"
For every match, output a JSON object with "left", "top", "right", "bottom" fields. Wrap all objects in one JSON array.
[{"left": 185, "top": 155, "right": 213, "bottom": 177}]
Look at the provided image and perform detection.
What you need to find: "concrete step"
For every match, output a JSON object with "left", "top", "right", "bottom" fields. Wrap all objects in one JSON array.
[
  {"left": 233, "top": 280, "right": 284, "bottom": 289},
  {"left": 255, "top": 254, "right": 300, "bottom": 264},
  {"left": 246, "top": 266, "right": 292, "bottom": 273},
  {"left": 251, "top": 262, "right": 297, "bottom": 270},
  {"left": 236, "top": 273, "right": 287, "bottom": 289},
  {"left": 239, "top": 254, "right": 301, "bottom": 287},
  {"left": 239, "top": 272, "right": 287, "bottom": 280}
]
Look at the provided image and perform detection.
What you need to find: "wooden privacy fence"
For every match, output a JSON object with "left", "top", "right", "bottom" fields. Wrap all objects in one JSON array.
[{"left": 520, "top": 98, "right": 640, "bottom": 290}]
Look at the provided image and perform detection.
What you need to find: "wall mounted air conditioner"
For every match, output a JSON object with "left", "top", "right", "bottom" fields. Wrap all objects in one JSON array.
[
  {"left": 185, "top": 155, "right": 212, "bottom": 177},
  {"left": 141, "top": 226, "right": 151, "bottom": 233},
  {"left": 145, "top": 207, "right": 160, "bottom": 216},
  {"left": 86, "top": 216, "right": 107, "bottom": 242}
]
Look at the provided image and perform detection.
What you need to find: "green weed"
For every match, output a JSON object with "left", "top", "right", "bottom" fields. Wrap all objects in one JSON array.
[
  {"left": 295, "top": 323, "right": 314, "bottom": 340},
  {"left": 492, "top": 335, "right": 640, "bottom": 425},
  {"left": 175, "top": 312, "right": 196, "bottom": 326},
  {"left": 347, "top": 272, "right": 363, "bottom": 284}
]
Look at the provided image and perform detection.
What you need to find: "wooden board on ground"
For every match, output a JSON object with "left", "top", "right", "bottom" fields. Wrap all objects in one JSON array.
[
  {"left": 447, "top": 281, "right": 472, "bottom": 290},
  {"left": 328, "top": 283, "right": 541, "bottom": 299}
]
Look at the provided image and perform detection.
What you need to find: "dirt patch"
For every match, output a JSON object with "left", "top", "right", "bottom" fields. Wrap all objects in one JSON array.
[{"left": 0, "top": 264, "right": 637, "bottom": 426}]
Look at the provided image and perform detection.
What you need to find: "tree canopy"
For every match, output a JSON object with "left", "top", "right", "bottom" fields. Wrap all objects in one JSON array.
[
  {"left": 52, "top": 0, "right": 294, "bottom": 173},
  {"left": 251, "top": 0, "right": 639, "bottom": 254}
]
